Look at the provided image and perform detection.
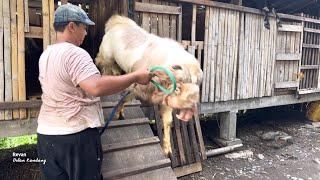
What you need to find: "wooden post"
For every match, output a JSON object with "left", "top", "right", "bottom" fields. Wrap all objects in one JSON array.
[
  {"left": 42, "top": 0, "right": 50, "bottom": 49},
  {"left": 0, "top": 0, "right": 4, "bottom": 120},
  {"left": 191, "top": 4, "right": 196, "bottom": 44},
  {"left": 11, "top": 0, "right": 19, "bottom": 119},
  {"left": 214, "top": 110, "right": 242, "bottom": 147},
  {"left": 49, "top": 0, "right": 55, "bottom": 44},
  {"left": 24, "top": 0, "right": 29, "bottom": 32},
  {"left": 3, "top": 0, "right": 12, "bottom": 120},
  {"left": 17, "top": 0, "right": 27, "bottom": 118}
]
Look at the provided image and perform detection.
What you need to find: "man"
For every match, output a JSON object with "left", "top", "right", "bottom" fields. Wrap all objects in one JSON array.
[{"left": 37, "top": 3, "right": 151, "bottom": 180}]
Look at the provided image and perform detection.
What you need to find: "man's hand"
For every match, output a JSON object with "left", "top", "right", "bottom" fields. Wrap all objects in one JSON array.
[
  {"left": 176, "top": 105, "right": 197, "bottom": 121},
  {"left": 133, "top": 68, "right": 152, "bottom": 85}
]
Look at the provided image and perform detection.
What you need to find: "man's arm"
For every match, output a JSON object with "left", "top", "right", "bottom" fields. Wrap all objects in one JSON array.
[{"left": 79, "top": 69, "right": 151, "bottom": 97}]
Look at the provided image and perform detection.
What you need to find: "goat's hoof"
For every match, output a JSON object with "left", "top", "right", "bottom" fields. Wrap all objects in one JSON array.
[
  {"left": 163, "top": 146, "right": 172, "bottom": 157},
  {"left": 119, "top": 113, "right": 125, "bottom": 120}
]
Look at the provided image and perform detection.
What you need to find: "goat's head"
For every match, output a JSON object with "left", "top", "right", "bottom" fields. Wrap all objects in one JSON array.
[{"left": 150, "top": 65, "right": 200, "bottom": 109}]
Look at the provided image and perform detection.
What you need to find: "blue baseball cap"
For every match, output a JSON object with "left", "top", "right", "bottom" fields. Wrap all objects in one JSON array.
[{"left": 54, "top": 3, "right": 95, "bottom": 26}]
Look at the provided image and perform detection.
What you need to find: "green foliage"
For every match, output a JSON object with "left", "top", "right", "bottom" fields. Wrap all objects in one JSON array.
[{"left": 0, "top": 134, "right": 37, "bottom": 149}]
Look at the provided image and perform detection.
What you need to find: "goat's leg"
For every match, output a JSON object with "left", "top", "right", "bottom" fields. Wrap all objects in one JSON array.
[
  {"left": 159, "top": 105, "right": 173, "bottom": 156},
  {"left": 115, "top": 92, "right": 135, "bottom": 120},
  {"left": 95, "top": 52, "right": 123, "bottom": 76}
]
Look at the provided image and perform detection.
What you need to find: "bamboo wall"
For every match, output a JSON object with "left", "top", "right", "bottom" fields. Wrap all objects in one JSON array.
[
  {"left": 201, "top": 7, "right": 277, "bottom": 102},
  {"left": 0, "top": 0, "right": 28, "bottom": 120}
]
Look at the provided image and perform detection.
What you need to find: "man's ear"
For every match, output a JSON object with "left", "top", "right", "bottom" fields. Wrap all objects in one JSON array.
[{"left": 67, "top": 22, "right": 76, "bottom": 32}]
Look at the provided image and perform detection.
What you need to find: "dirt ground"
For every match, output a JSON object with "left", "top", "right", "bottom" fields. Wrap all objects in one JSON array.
[
  {"left": 1, "top": 105, "right": 320, "bottom": 180},
  {"left": 181, "top": 105, "right": 320, "bottom": 180}
]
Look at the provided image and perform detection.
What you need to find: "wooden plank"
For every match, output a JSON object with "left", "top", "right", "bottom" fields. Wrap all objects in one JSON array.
[
  {"left": 177, "top": 4, "right": 182, "bottom": 42},
  {"left": 267, "top": 17, "right": 274, "bottom": 95},
  {"left": 180, "top": 121, "right": 193, "bottom": 164},
  {"left": 191, "top": 4, "right": 196, "bottom": 44},
  {"left": 103, "top": 140, "right": 168, "bottom": 171},
  {"left": 187, "top": 120, "right": 200, "bottom": 162},
  {"left": 237, "top": 12, "right": 245, "bottom": 99},
  {"left": 157, "top": 0, "right": 163, "bottom": 37},
  {"left": 231, "top": 11, "right": 239, "bottom": 99},
  {"left": 253, "top": 14, "right": 259, "bottom": 97},
  {"left": 162, "top": 1, "right": 169, "bottom": 37},
  {"left": 193, "top": 105, "right": 206, "bottom": 160},
  {"left": 169, "top": 2, "right": 177, "bottom": 40},
  {"left": 103, "top": 137, "right": 160, "bottom": 153},
  {"left": 201, "top": 7, "right": 209, "bottom": 102},
  {"left": 49, "top": 0, "right": 55, "bottom": 44},
  {"left": 25, "top": 26, "right": 43, "bottom": 38},
  {"left": 17, "top": 0, "right": 26, "bottom": 118},
  {"left": 108, "top": 118, "right": 149, "bottom": 128},
  {"left": 42, "top": 0, "right": 50, "bottom": 49},
  {"left": 0, "top": 0, "right": 4, "bottom": 120},
  {"left": 103, "top": 158, "right": 171, "bottom": 179},
  {"left": 215, "top": 7, "right": 223, "bottom": 101},
  {"left": 274, "top": 81, "right": 299, "bottom": 89},
  {"left": 248, "top": 14, "right": 254, "bottom": 98},
  {"left": 134, "top": 2, "right": 181, "bottom": 15},
  {"left": 259, "top": 14, "right": 266, "bottom": 97},
  {"left": 270, "top": 17, "right": 277, "bottom": 95},
  {"left": 24, "top": 0, "right": 29, "bottom": 32},
  {"left": 3, "top": 0, "right": 12, "bottom": 120},
  {"left": 278, "top": 24, "right": 303, "bottom": 32},
  {"left": 10, "top": 0, "right": 19, "bottom": 119},
  {"left": 149, "top": 0, "right": 158, "bottom": 35},
  {"left": 173, "top": 114, "right": 186, "bottom": 165},
  {"left": 303, "top": 43, "right": 320, "bottom": 49},
  {"left": 101, "top": 124, "right": 154, "bottom": 145},
  {"left": 223, "top": 9, "right": 230, "bottom": 101},
  {"left": 207, "top": 7, "right": 213, "bottom": 101},
  {"left": 304, "top": 27, "right": 320, "bottom": 34},
  {"left": 276, "top": 53, "right": 301, "bottom": 61},
  {"left": 141, "top": 0, "right": 150, "bottom": 32},
  {"left": 300, "top": 65, "right": 319, "bottom": 70},
  {"left": 209, "top": 7, "right": 218, "bottom": 102},
  {"left": 177, "top": 0, "right": 264, "bottom": 16},
  {"left": 173, "top": 162, "right": 202, "bottom": 178}
]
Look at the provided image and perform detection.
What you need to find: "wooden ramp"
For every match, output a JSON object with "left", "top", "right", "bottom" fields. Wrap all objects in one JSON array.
[{"left": 100, "top": 95, "right": 177, "bottom": 180}]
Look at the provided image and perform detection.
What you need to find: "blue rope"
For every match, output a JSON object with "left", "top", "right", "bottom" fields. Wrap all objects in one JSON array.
[{"left": 99, "top": 91, "right": 131, "bottom": 135}]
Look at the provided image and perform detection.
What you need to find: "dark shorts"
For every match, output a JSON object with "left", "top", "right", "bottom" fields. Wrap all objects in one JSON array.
[{"left": 37, "top": 128, "right": 103, "bottom": 180}]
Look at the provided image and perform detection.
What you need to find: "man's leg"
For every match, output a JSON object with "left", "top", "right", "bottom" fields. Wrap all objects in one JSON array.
[{"left": 37, "top": 134, "right": 69, "bottom": 180}]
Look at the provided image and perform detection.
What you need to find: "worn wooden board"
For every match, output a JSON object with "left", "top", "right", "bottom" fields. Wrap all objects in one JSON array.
[
  {"left": 100, "top": 95, "right": 176, "bottom": 179},
  {"left": 17, "top": 0, "right": 26, "bottom": 118},
  {"left": 10, "top": 0, "right": 19, "bottom": 119},
  {"left": 3, "top": 0, "right": 12, "bottom": 120},
  {"left": 0, "top": 0, "right": 4, "bottom": 120}
]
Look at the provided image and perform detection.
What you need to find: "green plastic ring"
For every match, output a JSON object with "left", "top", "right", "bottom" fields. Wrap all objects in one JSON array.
[{"left": 150, "top": 66, "right": 177, "bottom": 95}]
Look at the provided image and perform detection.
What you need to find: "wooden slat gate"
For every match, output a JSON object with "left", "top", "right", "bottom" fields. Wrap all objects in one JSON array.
[
  {"left": 299, "top": 15, "right": 320, "bottom": 94},
  {"left": 274, "top": 21, "right": 303, "bottom": 91},
  {"left": 133, "top": 0, "right": 206, "bottom": 177}
]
